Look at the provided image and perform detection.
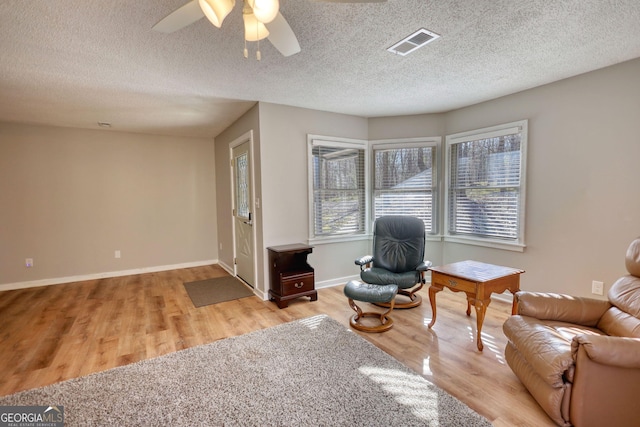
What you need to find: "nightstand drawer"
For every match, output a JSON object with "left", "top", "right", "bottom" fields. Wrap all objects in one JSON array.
[
  {"left": 281, "top": 273, "right": 314, "bottom": 295},
  {"left": 432, "top": 273, "right": 477, "bottom": 293}
]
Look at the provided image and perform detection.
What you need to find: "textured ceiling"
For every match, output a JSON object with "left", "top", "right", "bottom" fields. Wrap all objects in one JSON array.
[{"left": 1, "top": 0, "right": 640, "bottom": 138}]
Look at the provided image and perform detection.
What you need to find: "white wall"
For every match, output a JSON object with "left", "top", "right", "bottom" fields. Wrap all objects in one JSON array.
[
  {"left": 213, "top": 104, "right": 263, "bottom": 287},
  {"left": 213, "top": 103, "right": 370, "bottom": 295},
  {"left": 6, "top": 58, "right": 639, "bottom": 301},
  {"left": 0, "top": 123, "right": 217, "bottom": 288},
  {"left": 248, "top": 58, "right": 640, "bottom": 300},
  {"left": 373, "top": 57, "right": 640, "bottom": 297},
  {"left": 257, "top": 103, "right": 370, "bottom": 289}
]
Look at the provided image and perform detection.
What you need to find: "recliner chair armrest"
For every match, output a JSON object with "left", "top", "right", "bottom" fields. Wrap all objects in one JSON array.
[
  {"left": 516, "top": 291, "right": 611, "bottom": 327},
  {"left": 355, "top": 255, "right": 374, "bottom": 269},
  {"left": 569, "top": 334, "right": 640, "bottom": 427},
  {"left": 416, "top": 261, "right": 432, "bottom": 271},
  {"left": 572, "top": 335, "right": 640, "bottom": 368}
]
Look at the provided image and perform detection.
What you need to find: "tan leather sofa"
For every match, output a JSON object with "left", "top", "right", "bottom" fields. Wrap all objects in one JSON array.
[{"left": 503, "top": 238, "right": 640, "bottom": 427}]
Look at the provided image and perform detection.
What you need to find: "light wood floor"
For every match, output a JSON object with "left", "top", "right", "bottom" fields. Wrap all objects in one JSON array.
[{"left": 0, "top": 265, "right": 555, "bottom": 426}]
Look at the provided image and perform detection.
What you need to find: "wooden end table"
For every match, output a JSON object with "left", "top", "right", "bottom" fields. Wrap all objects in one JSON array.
[
  {"left": 428, "top": 260, "right": 524, "bottom": 351},
  {"left": 267, "top": 244, "right": 317, "bottom": 309}
]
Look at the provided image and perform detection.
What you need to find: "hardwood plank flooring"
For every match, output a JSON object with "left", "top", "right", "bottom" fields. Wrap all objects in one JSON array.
[{"left": 0, "top": 265, "right": 555, "bottom": 426}]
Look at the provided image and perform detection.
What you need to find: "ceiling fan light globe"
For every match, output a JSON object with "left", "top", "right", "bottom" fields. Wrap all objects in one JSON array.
[
  {"left": 199, "top": 0, "right": 235, "bottom": 28},
  {"left": 243, "top": 13, "right": 270, "bottom": 41},
  {"left": 248, "top": 0, "right": 279, "bottom": 24}
]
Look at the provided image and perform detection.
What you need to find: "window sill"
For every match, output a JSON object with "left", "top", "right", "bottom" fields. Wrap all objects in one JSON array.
[
  {"left": 308, "top": 234, "right": 371, "bottom": 245},
  {"left": 443, "top": 235, "right": 526, "bottom": 252},
  {"left": 309, "top": 233, "right": 441, "bottom": 246}
]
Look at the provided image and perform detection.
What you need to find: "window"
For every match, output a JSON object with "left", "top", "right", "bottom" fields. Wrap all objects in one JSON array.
[
  {"left": 308, "top": 135, "right": 368, "bottom": 241},
  {"left": 372, "top": 138, "right": 439, "bottom": 234},
  {"left": 445, "top": 120, "right": 527, "bottom": 251}
]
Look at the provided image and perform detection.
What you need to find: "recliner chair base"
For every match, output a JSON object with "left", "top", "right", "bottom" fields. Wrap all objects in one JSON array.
[
  {"left": 348, "top": 308, "right": 394, "bottom": 333},
  {"left": 375, "top": 288, "right": 422, "bottom": 309}
]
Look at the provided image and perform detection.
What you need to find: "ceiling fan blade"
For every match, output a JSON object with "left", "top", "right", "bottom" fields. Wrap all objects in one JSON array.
[
  {"left": 152, "top": 0, "right": 205, "bottom": 33},
  {"left": 266, "top": 12, "right": 301, "bottom": 57}
]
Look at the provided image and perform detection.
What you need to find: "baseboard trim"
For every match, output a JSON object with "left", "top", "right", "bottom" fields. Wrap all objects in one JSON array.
[
  {"left": 216, "top": 261, "right": 267, "bottom": 299},
  {"left": 491, "top": 292, "right": 515, "bottom": 304},
  {"left": 315, "top": 274, "right": 360, "bottom": 289},
  {"left": 0, "top": 259, "right": 218, "bottom": 292},
  {"left": 217, "top": 261, "right": 234, "bottom": 276}
]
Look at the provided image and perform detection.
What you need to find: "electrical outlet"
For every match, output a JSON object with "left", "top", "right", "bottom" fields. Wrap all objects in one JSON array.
[
  {"left": 115, "top": 250, "right": 121, "bottom": 259},
  {"left": 591, "top": 280, "right": 604, "bottom": 296},
  {"left": 25, "top": 258, "right": 33, "bottom": 268}
]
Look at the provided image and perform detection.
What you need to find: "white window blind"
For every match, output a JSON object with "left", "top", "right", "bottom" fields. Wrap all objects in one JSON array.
[
  {"left": 446, "top": 121, "right": 527, "bottom": 247},
  {"left": 373, "top": 144, "right": 437, "bottom": 233},
  {"left": 310, "top": 142, "right": 366, "bottom": 237}
]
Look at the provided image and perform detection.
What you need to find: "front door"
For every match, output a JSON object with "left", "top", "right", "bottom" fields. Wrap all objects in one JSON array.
[{"left": 232, "top": 140, "right": 255, "bottom": 287}]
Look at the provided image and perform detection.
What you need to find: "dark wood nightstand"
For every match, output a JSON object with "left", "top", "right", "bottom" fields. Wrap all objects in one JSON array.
[{"left": 267, "top": 244, "right": 317, "bottom": 309}]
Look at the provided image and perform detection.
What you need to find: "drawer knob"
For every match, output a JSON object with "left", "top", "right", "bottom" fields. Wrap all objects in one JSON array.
[
  {"left": 448, "top": 279, "right": 457, "bottom": 287},
  {"left": 295, "top": 282, "right": 303, "bottom": 288}
]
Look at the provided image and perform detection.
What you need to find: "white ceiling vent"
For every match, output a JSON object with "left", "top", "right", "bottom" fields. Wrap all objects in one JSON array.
[{"left": 387, "top": 28, "right": 440, "bottom": 56}]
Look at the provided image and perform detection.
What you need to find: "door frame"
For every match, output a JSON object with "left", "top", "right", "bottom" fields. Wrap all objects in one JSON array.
[{"left": 229, "top": 131, "right": 259, "bottom": 291}]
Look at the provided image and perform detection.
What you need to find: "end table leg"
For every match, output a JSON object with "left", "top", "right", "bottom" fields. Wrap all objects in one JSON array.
[
  {"left": 511, "top": 293, "right": 518, "bottom": 315},
  {"left": 473, "top": 298, "right": 491, "bottom": 351},
  {"left": 509, "top": 280, "right": 521, "bottom": 315},
  {"left": 427, "top": 285, "right": 441, "bottom": 328}
]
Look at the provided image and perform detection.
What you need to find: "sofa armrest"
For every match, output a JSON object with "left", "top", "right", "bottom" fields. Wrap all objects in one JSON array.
[
  {"left": 516, "top": 291, "right": 611, "bottom": 327},
  {"left": 572, "top": 335, "right": 640, "bottom": 368},
  {"left": 355, "top": 255, "right": 373, "bottom": 270},
  {"left": 569, "top": 335, "right": 640, "bottom": 427}
]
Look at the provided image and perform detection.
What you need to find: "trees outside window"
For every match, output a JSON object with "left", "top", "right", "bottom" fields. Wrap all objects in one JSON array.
[
  {"left": 372, "top": 139, "right": 439, "bottom": 234},
  {"left": 308, "top": 122, "right": 526, "bottom": 252},
  {"left": 445, "top": 120, "right": 528, "bottom": 251},
  {"left": 308, "top": 137, "right": 367, "bottom": 239}
]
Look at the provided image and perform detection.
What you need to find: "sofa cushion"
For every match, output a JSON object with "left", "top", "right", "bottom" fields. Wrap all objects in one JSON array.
[
  {"left": 624, "top": 236, "right": 640, "bottom": 277},
  {"left": 597, "top": 306, "right": 640, "bottom": 338},
  {"left": 608, "top": 275, "right": 640, "bottom": 318},
  {"left": 503, "top": 315, "right": 604, "bottom": 386},
  {"left": 600, "top": 275, "right": 640, "bottom": 337}
]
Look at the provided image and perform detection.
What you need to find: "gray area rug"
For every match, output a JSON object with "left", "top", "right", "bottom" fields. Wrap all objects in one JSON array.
[
  {"left": 184, "top": 276, "right": 254, "bottom": 307},
  {"left": 0, "top": 315, "right": 492, "bottom": 426}
]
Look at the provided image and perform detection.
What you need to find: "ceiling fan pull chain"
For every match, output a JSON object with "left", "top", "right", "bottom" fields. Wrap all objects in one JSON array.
[{"left": 255, "top": 20, "right": 261, "bottom": 60}]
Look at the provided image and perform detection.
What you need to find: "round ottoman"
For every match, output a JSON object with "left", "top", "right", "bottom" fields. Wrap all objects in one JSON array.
[{"left": 343, "top": 280, "right": 398, "bottom": 332}]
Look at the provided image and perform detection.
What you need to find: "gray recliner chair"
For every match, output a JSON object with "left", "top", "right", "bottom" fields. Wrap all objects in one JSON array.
[{"left": 355, "top": 215, "right": 431, "bottom": 309}]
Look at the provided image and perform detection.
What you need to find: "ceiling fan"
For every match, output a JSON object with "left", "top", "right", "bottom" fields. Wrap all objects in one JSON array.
[{"left": 152, "top": 0, "right": 386, "bottom": 59}]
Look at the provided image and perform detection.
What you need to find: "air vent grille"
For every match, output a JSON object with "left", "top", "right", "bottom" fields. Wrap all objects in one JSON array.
[
  {"left": 387, "top": 28, "right": 440, "bottom": 56},
  {"left": 409, "top": 31, "right": 435, "bottom": 45}
]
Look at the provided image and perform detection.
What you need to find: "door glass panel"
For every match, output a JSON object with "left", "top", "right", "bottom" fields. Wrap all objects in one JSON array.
[{"left": 236, "top": 152, "right": 249, "bottom": 219}]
